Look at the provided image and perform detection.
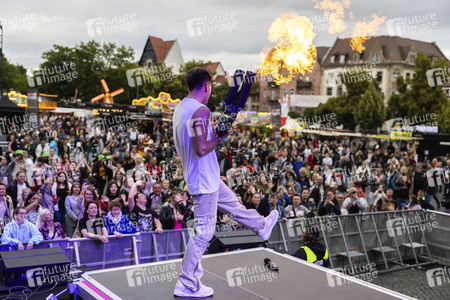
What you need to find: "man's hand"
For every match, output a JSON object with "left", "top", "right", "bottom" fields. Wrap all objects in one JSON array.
[
  {"left": 155, "top": 227, "right": 163, "bottom": 234},
  {"left": 26, "top": 243, "right": 33, "bottom": 250},
  {"left": 114, "top": 232, "right": 123, "bottom": 239},
  {"left": 99, "top": 236, "right": 109, "bottom": 243},
  {"left": 18, "top": 242, "right": 24, "bottom": 250}
]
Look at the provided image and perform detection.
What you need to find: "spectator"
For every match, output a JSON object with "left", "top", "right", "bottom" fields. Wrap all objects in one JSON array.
[
  {"left": 52, "top": 172, "right": 72, "bottom": 231},
  {"left": 1, "top": 207, "right": 43, "bottom": 249},
  {"left": 391, "top": 166, "right": 411, "bottom": 210},
  {"left": 35, "top": 138, "right": 50, "bottom": 159},
  {"left": 336, "top": 193, "right": 348, "bottom": 215},
  {"left": 65, "top": 182, "right": 84, "bottom": 238},
  {"left": 264, "top": 192, "right": 287, "bottom": 221},
  {"left": 299, "top": 188, "right": 316, "bottom": 212},
  {"left": 0, "top": 155, "right": 16, "bottom": 187},
  {"left": 245, "top": 193, "right": 270, "bottom": 217},
  {"left": 159, "top": 190, "right": 194, "bottom": 229},
  {"left": 78, "top": 201, "right": 109, "bottom": 243},
  {"left": 318, "top": 189, "right": 341, "bottom": 216},
  {"left": 285, "top": 194, "right": 311, "bottom": 218},
  {"left": 376, "top": 188, "right": 396, "bottom": 211},
  {"left": 367, "top": 164, "right": 387, "bottom": 212},
  {"left": 23, "top": 192, "right": 41, "bottom": 224},
  {"left": 104, "top": 200, "right": 136, "bottom": 237},
  {"left": 128, "top": 181, "right": 163, "bottom": 233},
  {"left": 147, "top": 182, "right": 165, "bottom": 214},
  {"left": 344, "top": 188, "right": 368, "bottom": 214},
  {"left": 37, "top": 208, "right": 67, "bottom": 240},
  {"left": 407, "top": 194, "right": 422, "bottom": 210},
  {"left": 7, "top": 170, "right": 30, "bottom": 207},
  {"left": 296, "top": 167, "right": 311, "bottom": 190},
  {"left": 0, "top": 183, "right": 14, "bottom": 227}
]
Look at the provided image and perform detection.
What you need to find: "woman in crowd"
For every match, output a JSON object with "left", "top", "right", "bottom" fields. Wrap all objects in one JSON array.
[
  {"left": 159, "top": 190, "right": 194, "bottom": 230},
  {"left": 59, "top": 152, "right": 72, "bottom": 172},
  {"left": 37, "top": 208, "right": 67, "bottom": 240},
  {"left": 65, "top": 182, "right": 84, "bottom": 238},
  {"left": 52, "top": 172, "right": 71, "bottom": 231},
  {"left": 78, "top": 201, "right": 109, "bottom": 243},
  {"left": 318, "top": 189, "right": 341, "bottom": 216},
  {"left": 24, "top": 192, "right": 42, "bottom": 224},
  {"left": 103, "top": 200, "right": 136, "bottom": 237},
  {"left": 17, "top": 187, "right": 31, "bottom": 208},
  {"left": 344, "top": 188, "right": 368, "bottom": 214},
  {"left": 245, "top": 192, "right": 270, "bottom": 217},
  {"left": 122, "top": 152, "right": 135, "bottom": 173},
  {"left": 101, "top": 182, "right": 121, "bottom": 210},
  {"left": 336, "top": 193, "right": 348, "bottom": 215}
]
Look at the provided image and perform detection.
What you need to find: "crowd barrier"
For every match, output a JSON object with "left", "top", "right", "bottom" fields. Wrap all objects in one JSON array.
[{"left": 8, "top": 210, "right": 447, "bottom": 272}]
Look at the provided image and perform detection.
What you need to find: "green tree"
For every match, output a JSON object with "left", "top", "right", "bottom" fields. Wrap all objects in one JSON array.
[
  {"left": 1, "top": 54, "right": 28, "bottom": 93},
  {"left": 387, "top": 54, "right": 448, "bottom": 130},
  {"left": 355, "top": 80, "right": 386, "bottom": 133}
]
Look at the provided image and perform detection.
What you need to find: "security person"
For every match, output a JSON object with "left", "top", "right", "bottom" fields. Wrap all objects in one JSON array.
[{"left": 293, "top": 223, "right": 330, "bottom": 267}]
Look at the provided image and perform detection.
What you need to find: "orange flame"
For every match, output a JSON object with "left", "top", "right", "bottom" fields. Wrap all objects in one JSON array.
[
  {"left": 259, "top": 14, "right": 317, "bottom": 85},
  {"left": 350, "top": 13, "right": 386, "bottom": 53},
  {"left": 313, "top": 0, "right": 350, "bottom": 34}
]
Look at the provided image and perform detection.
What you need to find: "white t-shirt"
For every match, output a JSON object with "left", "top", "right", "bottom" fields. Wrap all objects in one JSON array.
[{"left": 173, "top": 98, "right": 220, "bottom": 195}]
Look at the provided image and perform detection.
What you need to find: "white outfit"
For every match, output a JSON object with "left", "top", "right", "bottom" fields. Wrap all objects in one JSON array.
[{"left": 173, "top": 97, "right": 264, "bottom": 293}]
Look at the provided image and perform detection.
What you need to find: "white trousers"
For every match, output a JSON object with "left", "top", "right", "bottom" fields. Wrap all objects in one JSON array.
[{"left": 178, "top": 180, "right": 265, "bottom": 291}]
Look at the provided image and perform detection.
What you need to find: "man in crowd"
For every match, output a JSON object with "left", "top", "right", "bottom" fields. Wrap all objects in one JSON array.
[{"left": 1, "top": 207, "right": 43, "bottom": 250}]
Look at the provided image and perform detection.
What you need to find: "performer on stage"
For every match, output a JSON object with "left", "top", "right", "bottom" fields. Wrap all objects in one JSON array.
[{"left": 172, "top": 67, "right": 279, "bottom": 297}]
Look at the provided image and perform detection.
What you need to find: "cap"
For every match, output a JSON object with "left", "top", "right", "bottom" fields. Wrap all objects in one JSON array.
[
  {"left": 106, "top": 155, "right": 111, "bottom": 160},
  {"left": 15, "top": 150, "right": 24, "bottom": 156},
  {"left": 98, "top": 155, "right": 105, "bottom": 161},
  {"left": 160, "top": 160, "right": 166, "bottom": 165},
  {"left": 41, "top": 152, "right": 49, "bottom": 157}
]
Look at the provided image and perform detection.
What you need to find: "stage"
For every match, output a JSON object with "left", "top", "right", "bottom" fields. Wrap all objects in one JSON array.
[{"left": 76, "top": 248, "right": 414, "bottom": 300}]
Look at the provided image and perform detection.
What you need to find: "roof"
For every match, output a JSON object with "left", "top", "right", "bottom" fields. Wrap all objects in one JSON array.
[
  {"left": 0, "top": 96, "right": 26, "bottom": 113},
  {"left": 207, "top": 62, "right": 220, "bottom": 73},
  {"left": 138, "top": 36, "right": 176, "bottom": 66},
  {"left": 316, "top": 46, "right": 330, "bottom": 64},
  {"left": 322, "top": 35, "right": 448, "bottom": 65},
  {"left": 149, "top": 36, "right": 175, "bottom": 62}
]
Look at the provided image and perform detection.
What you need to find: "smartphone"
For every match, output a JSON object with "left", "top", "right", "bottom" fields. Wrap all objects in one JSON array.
[{"left": 83, "top": 179, "right": 88, "bottom": 185}]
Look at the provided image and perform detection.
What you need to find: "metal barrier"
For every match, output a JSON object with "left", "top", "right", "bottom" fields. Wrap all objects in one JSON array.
[
  {"left": 424, "top": 210, "right": 450, "bottom": 266},
  {"left": 17, "top": 210, "right": 448, "bottom": 272}
]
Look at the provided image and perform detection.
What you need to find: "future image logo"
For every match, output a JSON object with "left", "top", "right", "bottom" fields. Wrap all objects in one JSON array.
[{"left": 186, "top": 13, "right": 238, "bottom": 37}]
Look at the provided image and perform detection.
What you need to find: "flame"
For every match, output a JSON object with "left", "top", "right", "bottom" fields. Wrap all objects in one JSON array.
[
  {"left": 259, "top": 14, "right": 317, "bottom": 85},
  {"left": 313, "top": 0, "right": 350, "bottom": 34},
  {"left": 350, "top": 13, "right": 386, "bottom": 53}
]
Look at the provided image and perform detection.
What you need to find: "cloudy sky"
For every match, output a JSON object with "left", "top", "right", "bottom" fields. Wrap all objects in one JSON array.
[{"left": 1, "top": 0, "right": 449, "bottom": 71}]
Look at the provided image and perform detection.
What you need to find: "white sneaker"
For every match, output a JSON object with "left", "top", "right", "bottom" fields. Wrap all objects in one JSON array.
[
  {"left": 174, "top": 280, "right": 214, "bottom": 297},
  {"left": 258, "top": 210, "right": 279, "bottom": 241}
]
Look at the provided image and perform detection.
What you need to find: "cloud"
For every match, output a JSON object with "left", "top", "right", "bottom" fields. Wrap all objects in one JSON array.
[{"left": 0, "top": 0, "right": 448, "bottom": 73}]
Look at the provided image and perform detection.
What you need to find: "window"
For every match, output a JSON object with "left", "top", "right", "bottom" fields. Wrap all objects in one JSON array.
[
  {"left": 393, "top": 71, "right": 401, "bottom": 82},
  {"left": 327, "top": 88, "right": 332, "bottom": 96},
  {"left": 330, "top": 56, "right": 335, "bottom": 63},
  {"left": 337, "top": 87, "right": 342, "bottom": 96},
  {"left": 377, "top": 71, "right": 383, "bottom": 82},
  {"left": 410, "top": 54, "right": 416, "bottom": 64},
  {"left": 270, "top": 89, "right": 276, "bottom": 99},
  {"left": 282, "top": 88, "right": 287, "bottom": 96},
  {"left": 354, "top": 53, "right": 359, "bottom": 62},
  {"left": 372, "top": 53, "right": 380, "bottom": 62},
  {"left": 290, "top": 89, "right": 294, "bottom": 95},
  {"left": 311, "top": 88, "right": 315, "bottom": 95},
  {"left": 262, "top": 103, "right": 266, "bottom": 111},
  {"left": 263, "top": 89, "right": 267, "bottom": 98},
  {"left": 327, "top": 73, "right": 334, "bottom": 84},
  {"left": 305, "top": 90, "right": 310, "bottom": 95},
  {"left": 339, "top": 55, "right": 345, "bottom": 64},
  {"left": 406, "top": 72, "right": 410, "bottom": 79},
  {"left": 298, "top": 90, "right": 303, "bottom": 95},
  {"left": 312, "top": 75, "right": 316, "bottom": 83}
]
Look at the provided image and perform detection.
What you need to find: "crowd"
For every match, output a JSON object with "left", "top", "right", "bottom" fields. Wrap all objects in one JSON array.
[{"left": 0, "top": 114, "right": 448, "bottom": 249}]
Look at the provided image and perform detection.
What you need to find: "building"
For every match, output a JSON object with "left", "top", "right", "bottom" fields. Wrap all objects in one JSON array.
[
  {"left": 320, "top": 36, "right": 448, "bottom": 102},
  {"left": 257, "top": 46, "right": 329, "bottom": 112},
  {"left": 207, "top": 62, "right": 226, "bottom": 85},
  {"left": 138, "top": 36, "right": 185, "bottom": 74}
]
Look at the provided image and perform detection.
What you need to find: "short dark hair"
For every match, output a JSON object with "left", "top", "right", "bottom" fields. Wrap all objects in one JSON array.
[
  {"left": 14, "top": 207, "right": 26, "bottom": 216},
  {"left": 185, "top": 67, "right": 212, "bottom": 91}
]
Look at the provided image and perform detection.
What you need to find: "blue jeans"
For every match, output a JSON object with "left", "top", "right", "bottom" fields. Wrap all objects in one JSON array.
[
  {"left": 421, "top": 195, "right": 436, "bottom": 210},
  {"left": 397, "top": 197, "right": 409, "bottom": 210}
]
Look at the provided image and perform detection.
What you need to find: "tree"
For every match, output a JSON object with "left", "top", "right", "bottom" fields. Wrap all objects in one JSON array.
[
  {"left": 354, "top": 80, "right": 386, "bottom": 133},
  {"left": 386, "top": 54, "right": 448, "bottom": 132},
  {"left": 312, "top": 72, "right": 383, "bottom": 130},
  {"left": 1, "top": 54, "right": 28, "bottom": 93}
]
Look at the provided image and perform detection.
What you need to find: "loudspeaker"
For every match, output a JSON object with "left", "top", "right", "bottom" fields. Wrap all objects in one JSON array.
[
  {"left": 208, "top": 230, "right": 264, "bottom": 253},
  {"left": 0, "top": 247, "right": 70, "bottom": 286}
]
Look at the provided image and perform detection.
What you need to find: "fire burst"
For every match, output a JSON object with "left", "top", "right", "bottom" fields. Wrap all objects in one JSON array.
[
  {"left": 259, "top": 14, "right": 317, "bottom": 85},
  {"left": 350, "top": 13, "right": 386, "bottom": 53},
  {"left": 313, "top": 0, "right": 350, "bottom": 34}
]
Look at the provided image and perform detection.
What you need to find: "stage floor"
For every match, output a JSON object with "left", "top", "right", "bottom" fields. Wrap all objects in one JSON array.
[{"left": 77, "top": 248, "right": 414, "bottom": 300}]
